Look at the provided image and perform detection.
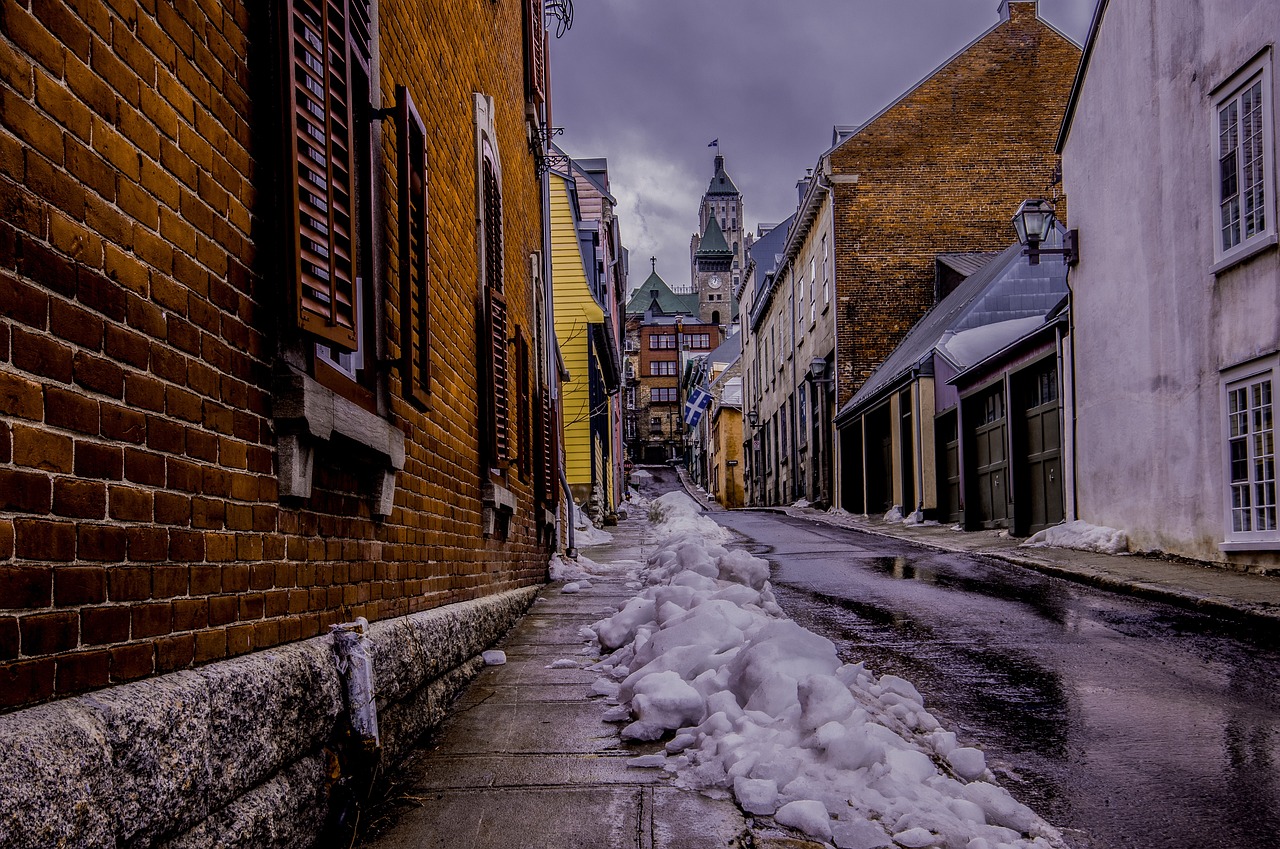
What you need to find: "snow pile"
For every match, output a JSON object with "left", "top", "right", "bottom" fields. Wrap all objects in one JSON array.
[
  {"left": 589, "top": 492, "right": 1065, "bottom": 849},
  {"left": 1022, "top": 520, "right": 1128, "bottom": 555},
  {"left": 883, "top": 506, "right": 904, "bottom": 523},
  {"left": 549, "top": 552, "right": 638, "bottom": 582},
  {"left": 573, "top": 504, "right": 614, "bottom": 546},
  {"left": 792, "top": 498, "right": 811, "bottom": 509}
]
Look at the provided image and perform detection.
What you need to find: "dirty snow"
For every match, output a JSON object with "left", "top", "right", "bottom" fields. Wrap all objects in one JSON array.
[
  {"left": 585, "top": 491, "right": 1065, "bottom": 849},
  {"left": 574, "top": 504, "right": 614, "bottom": 546},
  {"left": 1022, "top": 520, "right": 1129, "bottom": 555},
  {"left": 549, "top": 552, "right": 639, "bottom": 583}
]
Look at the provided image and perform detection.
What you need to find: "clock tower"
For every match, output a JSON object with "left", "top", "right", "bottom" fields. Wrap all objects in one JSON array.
[{"left": 689, "top": 152, "right": 744, "bottom": 328}]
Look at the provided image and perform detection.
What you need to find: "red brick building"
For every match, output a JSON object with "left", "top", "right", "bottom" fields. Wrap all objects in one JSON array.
[
  {"left": 828, "top": 0, "right": 1080, "bottom": 405},
  {"left": 826, "top": 0, "right": 1080, "bottom": 514},
  {"left": 0, "top": 0, "right": 561, "bottom": 843}
]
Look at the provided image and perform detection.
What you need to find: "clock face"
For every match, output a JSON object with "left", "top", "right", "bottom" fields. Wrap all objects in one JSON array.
[{"left": 709, "top": 276, "right": 722, "bottom": 289}]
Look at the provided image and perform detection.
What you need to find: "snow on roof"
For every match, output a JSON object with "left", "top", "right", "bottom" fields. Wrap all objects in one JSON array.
[{"left": 935, "top": 315, "right": 1047, "bottom": 370}]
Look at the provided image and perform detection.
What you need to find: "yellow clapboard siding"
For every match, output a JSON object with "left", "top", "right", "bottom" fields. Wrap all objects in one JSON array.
[{"left": 550, "top": 175, "right": 602, "bottom": 489}]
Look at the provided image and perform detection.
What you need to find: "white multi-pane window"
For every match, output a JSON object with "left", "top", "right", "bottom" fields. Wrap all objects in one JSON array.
[
  {"left": 796, "top": 276, "right": 805, "bottom": 334},
  {"left": 1214, "top": 55, "right": 1274, "bottom": 269},
  {"left": 1223, "top": 364, "right": 1279, "bottom": 546},
  {"left": 821, "top": 235, "right": 830, "bottom": 305}
]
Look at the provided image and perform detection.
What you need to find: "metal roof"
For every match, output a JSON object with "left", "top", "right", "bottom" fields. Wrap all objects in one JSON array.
[{"left": 836, "top": 233, "right": 1070, "bottom": 421}]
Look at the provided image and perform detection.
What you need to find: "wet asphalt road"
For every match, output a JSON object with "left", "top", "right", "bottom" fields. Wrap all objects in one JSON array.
[{"left": 695, "top": 507, "right": 1280, "bottom": 849}]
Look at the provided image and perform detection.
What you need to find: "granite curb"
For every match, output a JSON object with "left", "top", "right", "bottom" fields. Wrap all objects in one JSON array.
[{"left": 746, "top": 504, "right": 1280, "bottom": 631}]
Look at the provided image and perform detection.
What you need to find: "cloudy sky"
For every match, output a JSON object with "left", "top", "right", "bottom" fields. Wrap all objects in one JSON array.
[{"left": 549, "top": 0, "right": 1096, "bottom": 296}]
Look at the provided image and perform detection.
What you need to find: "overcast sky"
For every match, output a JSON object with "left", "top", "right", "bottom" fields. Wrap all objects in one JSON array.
[{"left": 549, "top": 0, "right": 1096, "bottom": 296}]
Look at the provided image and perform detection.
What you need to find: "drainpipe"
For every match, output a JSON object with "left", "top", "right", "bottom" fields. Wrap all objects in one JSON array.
[
  {"left": 1058, "top": 318, "right": 1079, "bottom": 521},
  {"left": 912, "top": 368, "right": 924, "bottom": 516},
  {"left": 331, "top": 617, "right": 380, "bottom": 751},
  {"left": 561, "top": 466, "right": 577, "bottom": 557}
]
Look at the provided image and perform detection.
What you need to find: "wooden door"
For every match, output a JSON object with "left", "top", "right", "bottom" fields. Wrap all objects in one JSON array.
[{"left": 973, "top": 386, "right": 1008, "bottom": 526}]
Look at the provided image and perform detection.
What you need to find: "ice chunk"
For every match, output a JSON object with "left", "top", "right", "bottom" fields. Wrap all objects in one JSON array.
[
  {"left": 798, "top": 673, "right": 858, "bottom": 730},
  {"left": 547, "top": 659, "right": 579, "bottom": 669},
  {"left": 891, "top": 826, "right": 938, "bottom": 848},
  {"left": 959, "top": 781, "right": 1039, "bottom": 833},
  {"left": 733, "top": 776, "right": 778, "bottom": 815},
  {"left": 628, "top": 670, "right": 705, "bottom": 734},
  {"left": 775, "top": 799, "right": 832, "bottom": 840},
  {"left": 482, "top": 650, "right": 506, "bottom": 665},
  {"left": 562, "top": 582, "right": 582, "bottom": 594},
  {"left": 947, "top": 747, "right": 987, "bottom": 781},
  {"left": 832, "top": 818, "right": 893, "bottom": 849}
]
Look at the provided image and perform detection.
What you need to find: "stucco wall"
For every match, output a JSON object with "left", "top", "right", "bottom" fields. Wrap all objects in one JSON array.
[{"left": 1062, "top": 0, "right": 1280, "bottom": 565}]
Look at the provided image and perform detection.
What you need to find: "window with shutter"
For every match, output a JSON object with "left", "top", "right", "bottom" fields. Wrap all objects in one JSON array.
[
  {"left": 516, "top": 330, "right": 532, "bottom": 478},
  {"left": 541, "top": 393, "right": 558, "bottom": 508},
  {"left": 283, "top": 0, "right": 372, "bottom": 351},
  {"left": 524, "top": 0, "right": 547, "bottom": 109},
  {"left": 397, "top": 85, "right": 430, "bottom": 407}
]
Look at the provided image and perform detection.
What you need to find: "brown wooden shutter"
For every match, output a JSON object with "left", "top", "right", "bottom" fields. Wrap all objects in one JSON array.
[
  {"left": 524, "top": 0, "right": 547, "bottom": 109},
  {"left": 516, "top": 330, "right": 531, "bottom": 478},
  {"left": 283, "top": 0, "right": 360, "bottom": 350},
  {"left": 542, "top": 393, "right": 558, "bottom": 507},
  {"left": 488, "top": 288, "right": 510, "bottom": 467},
  {"left": 482, "top": 159, "right": 510, "bottom": 468},
  {"left": 397, "top": 85, "right": 430, "bottom": 407}
]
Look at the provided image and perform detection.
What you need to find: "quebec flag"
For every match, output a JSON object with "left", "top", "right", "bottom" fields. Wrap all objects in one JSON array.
[{"left": 683, "top": 386, "right": 713, "bottom": 427}]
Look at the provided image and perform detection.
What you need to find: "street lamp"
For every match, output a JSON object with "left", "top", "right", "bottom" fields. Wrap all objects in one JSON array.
[
  {"left": 747, "top": 409, "right": 759, "bottom": 428},
  {"left": 1012, "top": 199, "right": 1078, "bottom": 266}
]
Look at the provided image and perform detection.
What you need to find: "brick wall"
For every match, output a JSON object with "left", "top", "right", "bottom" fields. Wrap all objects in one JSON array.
[
  {"left": 0, "top": 0, "right": 549, "bottom": 712},
  {"left": 829, "top": 2, "right": 1081, "bottom": 408}
]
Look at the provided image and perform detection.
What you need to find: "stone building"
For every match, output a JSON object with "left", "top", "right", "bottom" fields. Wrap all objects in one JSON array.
[
  {"left": 689, "top": 153, "right": 745, "bottom": 328},
  {"left": 826, "top": 0, "right": 1080, "bottom": 511},
  {"left": 0, "top": 0, "right": 560, "bottom": 844}
]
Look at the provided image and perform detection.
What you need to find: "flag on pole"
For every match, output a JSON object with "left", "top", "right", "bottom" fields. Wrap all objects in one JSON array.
[
  {"left": 708, "top": 139, "right": 719, "bottom": 148},
  {"left": 683, "top": 385, "right": 714, "bottom": 427}
]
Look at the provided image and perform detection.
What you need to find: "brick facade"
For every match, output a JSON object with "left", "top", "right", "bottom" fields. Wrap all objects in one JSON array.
[
  {"left": 0, "top": 0, "right": 553, "bottom": 712},
  {"left": 828, "top": 1, "right": 1080, "bottom": 408}
]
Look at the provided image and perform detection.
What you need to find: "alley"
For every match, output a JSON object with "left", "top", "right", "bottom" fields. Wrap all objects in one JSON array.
[{"left": 711, "top": 510, "right": 1280, "bottom": 849}]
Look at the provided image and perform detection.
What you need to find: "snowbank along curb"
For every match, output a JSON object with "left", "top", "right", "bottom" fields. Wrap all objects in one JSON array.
[{"left": 584, "top": 492, "right": 1064, "bottom": 849}]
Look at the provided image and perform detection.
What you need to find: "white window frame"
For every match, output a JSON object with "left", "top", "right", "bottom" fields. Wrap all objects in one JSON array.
[
  {"left": 1221, "top": 354, "right": 1280, "bottom": 550},
  {"left": 1212, "top": 51, "right": 1277, "bottom": 274}
]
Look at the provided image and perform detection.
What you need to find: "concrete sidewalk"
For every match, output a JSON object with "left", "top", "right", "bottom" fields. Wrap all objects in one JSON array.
[{"left": 357, "top": 509, "right": 755, "bottom": 849}]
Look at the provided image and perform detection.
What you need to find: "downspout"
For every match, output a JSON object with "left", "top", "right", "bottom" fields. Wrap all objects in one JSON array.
[
  {"left": 561, "top": 466, "right": 576, "bottom": 556},
  {"left": 1059, "top": 314, "right": 1079, "bottom": 521},
  {"left": 913, "top": 368, "right": 924, "bottom": 516}
]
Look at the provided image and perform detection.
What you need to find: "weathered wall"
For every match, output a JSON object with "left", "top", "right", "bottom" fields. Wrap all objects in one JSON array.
[
  {"left": 0, "top": 585, "right": 535, "bottom": 848},
  {"left": 0, "top": 0, "right": 551, "bottom": 712},
  {"left": 1062, "top": 0, "right": 1280, "bottom": 565}
]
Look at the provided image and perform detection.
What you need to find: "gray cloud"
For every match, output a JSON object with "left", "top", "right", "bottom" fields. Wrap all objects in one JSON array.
[{"left": 550, "top": 0, "right": 1096, "bottom": 293}]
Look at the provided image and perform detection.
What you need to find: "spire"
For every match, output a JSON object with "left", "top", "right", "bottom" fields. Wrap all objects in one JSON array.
[
  {"left": 705, "top": 153, "right": 740, "bottom": 197},
  {"left": 695, "top": 215, "right": 733, "bottom": 258}
]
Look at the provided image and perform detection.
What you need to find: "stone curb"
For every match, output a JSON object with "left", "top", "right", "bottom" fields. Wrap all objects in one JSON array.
[{"left": 755, "top": 506, "right": 1280, "bottom": 630}]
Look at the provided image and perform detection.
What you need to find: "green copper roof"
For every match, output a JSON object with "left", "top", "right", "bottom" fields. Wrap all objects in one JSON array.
[
  {"left": 706, "top": 154, "right": 739, "bottom": 196},
  {"left": 626, "top": 268, "right": 699, "bottom": 316},
  {"left": 696, "top": 215, "right": 733, "bottom": 258}
]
